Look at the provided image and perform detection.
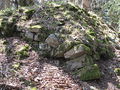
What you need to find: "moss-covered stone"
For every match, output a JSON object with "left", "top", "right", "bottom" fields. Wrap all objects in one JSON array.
[
  {"left": 64, "top": 44, "right": 91, "bottom": 59},
  {"left": 74, "top": 64, "right": 101, "bottom": 81},
  {"left": 51, "top": 40, "right": 76, "bottom": 57}
]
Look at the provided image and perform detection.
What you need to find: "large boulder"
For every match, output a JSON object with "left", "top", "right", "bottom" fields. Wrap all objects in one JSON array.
[
  {"left": 64, "top": 44, "right": 90, "bottom": 59},
  {"left": 45, "top": 34, "right": 61, "bottom": 48},
  {"left": 66, "top": 55, "right": 86, "bottom": 70}
]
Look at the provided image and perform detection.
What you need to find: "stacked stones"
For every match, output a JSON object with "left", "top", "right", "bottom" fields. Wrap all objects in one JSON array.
[{"left": 0, "top": 2, "right": 119, "bottom": 80}]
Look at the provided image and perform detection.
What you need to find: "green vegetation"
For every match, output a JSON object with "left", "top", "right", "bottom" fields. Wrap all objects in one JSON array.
[
  {"left": 12, "top": 63, "right": 20, "bottom": 69},
  {"left": 31, "top": 87, "right": 37, "bottom": 90},
  {"left": 114, "top": 68, "right": 120, "bottom": 76},
  {"left": 102, "top": 0, "right": 120, "bottom": 30},
  {"left": 16, "top": 44, "right": 30, "bottom": 59}
]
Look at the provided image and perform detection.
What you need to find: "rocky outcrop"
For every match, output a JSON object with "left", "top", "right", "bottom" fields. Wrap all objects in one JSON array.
[{"left": 0, "top": 2, "right": 119, "bottom": 81}]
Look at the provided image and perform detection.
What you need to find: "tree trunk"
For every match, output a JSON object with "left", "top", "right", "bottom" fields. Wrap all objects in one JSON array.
[
  {"left": 5, "top": 0, "right": 11, "bottom": 8},
  {"left": 81, "top": 0, "right": 91, "bottom": 10},
  {"left": 41, "top": 0, "right": 45, "bottom": 3},
  {"left": 0, "top": 0, "right": 4, "bottom": 10}
]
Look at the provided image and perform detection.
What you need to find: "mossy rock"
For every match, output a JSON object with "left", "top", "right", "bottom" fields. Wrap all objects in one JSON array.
[
  {"left": 74, "top": 64, "right": 101, "bottom": 81},
  {"left": 51, "top": 40, "right": 77, "bottom": 57},
  {"left": 64, "top": 44, "right": 91, "bottom": 59}
]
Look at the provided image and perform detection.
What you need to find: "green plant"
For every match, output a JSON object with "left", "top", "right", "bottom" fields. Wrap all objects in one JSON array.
[
  {"left": 114, "top": 68, "right": 120, "bottom": 76},
  {"left": 16, "top": 45, "right": 30, "bottom": 59},
  {"left": 0, "top": 8, "right": 14, "bottom": 16}
]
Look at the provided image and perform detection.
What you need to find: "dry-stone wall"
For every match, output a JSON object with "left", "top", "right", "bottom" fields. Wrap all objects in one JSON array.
[{"left": 0, "top": 2, "right": 119, "bottom": 81}]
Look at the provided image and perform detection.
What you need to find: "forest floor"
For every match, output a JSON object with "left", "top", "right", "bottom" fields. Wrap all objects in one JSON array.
[{"left": 0, "top": 37, "right": 120, "bottom": 90}]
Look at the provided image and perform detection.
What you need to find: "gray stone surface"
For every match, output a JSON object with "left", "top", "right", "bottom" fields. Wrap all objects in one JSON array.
[
  {"left": 66, "top": 55, "right": 86, "bottom": 70},
  {"left": 64, "top": 44, "right": 85, "bottom": 59},
  {"left": 45, "top": 34, "right": 60, "bottom": 48},
  {"left": 25, "top": 31, "right": 34, "bottom": 40}
]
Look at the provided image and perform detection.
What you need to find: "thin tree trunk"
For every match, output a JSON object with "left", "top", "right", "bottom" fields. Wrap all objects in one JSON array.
[
  {"left": 41, "top": 0, "right": 45, "bottom": 3},
  {"left": 0, "top": 0, "right": 5, "bottom": 10},
  {"left": 81, "top": 0, "right": 91, "bottom": 10}
]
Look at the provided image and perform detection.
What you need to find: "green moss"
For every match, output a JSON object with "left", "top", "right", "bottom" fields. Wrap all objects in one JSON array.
[
  {"left": 85, "top": 32, "right": 96, "bottom": 42},
  {"left": 30, "top": 25, "right": 43, "bottom": 29},
  {"left": 31, "top": 87, "right": 37, "bottom": 90},
  {"left": 24, "top": 9, "right": 35, "bottom": 19},
  {"left": 16, "top": 45, "right": 30, "bottom": 59},
  {"left": 81, "top": 44, "right": 91, "bottom": 54},
  {"left": 114, "top": 68, "right": 120, "bottom": 76},
  {"left": 55, "top": 21, "right": 65, "bottom": 26},
  {"left": 86, "top": 29, "right": 96, "bottom": 36},
  {"left": 93, "top": 52, "right": 100, "bottom": 60},
  {"left": 20, "top": 15, "right": 27, "bottom": 20},
  {"left": 74, "top": 64, "right": 101, "bottom": 81},
  {"left": 84, "top": 55, "right": 94, "bottom": 65},
  {"left": 37, "top": 28, "right": 54, "bottom": 42},
  {"left": 65, "top": 3, "right": 79, "bottom": 12},
  {"left": 12, "top": 63, "right": 20, "bottom": 69},
  {"left": 0, "top": 8, "right": 13, "bottom": 16},
  {"left": 0, "top": 16, "right": 17, "bottom": 36},
  {"left": 52, "top": 40, "right": 75, "bottom": 57},
  {"left": 17, "top": 45, "right": 29, "bottom": 52}
]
